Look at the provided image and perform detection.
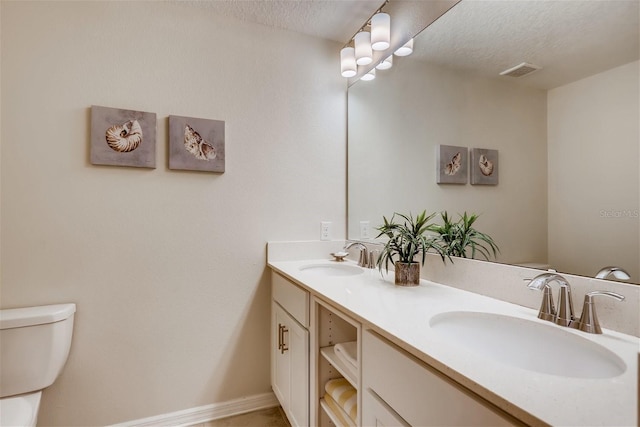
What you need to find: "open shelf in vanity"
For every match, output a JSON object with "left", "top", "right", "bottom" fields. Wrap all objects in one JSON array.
[{"left": 312, "top": 297, "right": 361, "bottom": 427}]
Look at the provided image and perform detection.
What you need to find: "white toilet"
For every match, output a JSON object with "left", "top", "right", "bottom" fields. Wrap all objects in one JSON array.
[{"left": 0, "top": 303, "right": 76, "bottom": 427}]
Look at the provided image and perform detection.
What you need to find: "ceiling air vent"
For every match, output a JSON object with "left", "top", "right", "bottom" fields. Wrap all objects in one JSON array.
[{"left": 499, "top": 62, "right": 541, "bottom": 78}]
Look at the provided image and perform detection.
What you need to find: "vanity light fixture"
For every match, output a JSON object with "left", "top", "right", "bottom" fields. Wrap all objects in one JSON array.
[
  {"left": 394, "top": 38, "right": 414, "bottom": 56},
  {"left": 355, "top": 31, "right": 373, "bottom": 65},
  {"left": 361, "top": 68, "right": 376, "bottom": 81},
  {"left": 371, "top": 12, "right": 390, "bottom": 50},
  {"left": 376, "top": 55, "right": 393, "bottom": 70},
  {"left": 340, "top": 47, "right": 357, "bottom": 78},
  {"left": 340, "top": 0, "right": 392, "bottom": 78}
]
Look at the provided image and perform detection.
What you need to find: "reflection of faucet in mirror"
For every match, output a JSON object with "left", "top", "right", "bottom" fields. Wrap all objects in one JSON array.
[
  {"left": 595, "top": 266, "right": 631, "bottom": 281},
  {"left": 527, "top": 273, "right": 575, "bottom": 327}
]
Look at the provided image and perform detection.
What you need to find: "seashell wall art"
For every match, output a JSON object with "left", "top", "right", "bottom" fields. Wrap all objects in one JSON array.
[
  {"left": 470, "top": 148, "right": 499, "bottom": 185},
  {"left": 90, "top": 105, "right": 157, "bottom": 168},
  {"left": 169, "top": 115, "right": 225, "bottom": 173},
  {"left": 436, "top": 144, "right": 468, "bottom": 184}
]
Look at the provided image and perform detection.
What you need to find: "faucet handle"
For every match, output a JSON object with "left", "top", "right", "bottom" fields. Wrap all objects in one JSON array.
[
  {"left": 572, "top": 291, "right": 625, "bottom": 334},
  {"left": 526, "top": 281, "right": 556, "bottom": 322}
]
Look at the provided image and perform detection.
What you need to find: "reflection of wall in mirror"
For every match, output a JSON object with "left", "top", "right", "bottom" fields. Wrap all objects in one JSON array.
[
  {"left": 548, "top": 60, "right": 639, "bottom": 283},
  {"left": 348, "top": 57, "right": 548, "bottom": 266},
  {"left": 348, "top": 58, "right": 639, "bottom": 283}
]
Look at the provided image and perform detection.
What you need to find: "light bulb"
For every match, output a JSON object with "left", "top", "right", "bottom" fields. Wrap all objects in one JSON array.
[
  {"left": 361, "top": 68, "right": 376, "bottom": 81},
  {"left": 340, "top": 47, "right": 357, "bottom": 78},
  {"left": 371, "top": 13, "right": 390, "bottom": 51},
  {"left": 355, "top": 31, "right": 373, "bottom": 66},
  {"left": 394, "top": 38, "right": 414, "bottom": 57},
  {"left": 376, "top": 55, "right": 393, "bottom": 70}
]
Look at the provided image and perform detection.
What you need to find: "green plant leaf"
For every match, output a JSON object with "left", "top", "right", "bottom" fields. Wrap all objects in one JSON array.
[
  {"left": 375, "top": 210, "right": 448, "bottom": 275},
  {"left": 430, "top": 211, "right": 500, "bottom": 261}
]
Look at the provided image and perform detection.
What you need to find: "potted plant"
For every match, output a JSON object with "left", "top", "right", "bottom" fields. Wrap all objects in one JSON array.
[
  {"left": 431, "top": 212, "right": 499, "bottom": 260},
  {"left": 375, "top": 211, "right": 447, "bottom": 286}
]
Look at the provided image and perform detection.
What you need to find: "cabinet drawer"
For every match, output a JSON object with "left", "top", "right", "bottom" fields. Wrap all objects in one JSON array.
[
  {"left": 272, "top": 272, "right": 309, "bottom": 327},
  {"left": 363, "top": 330, "right": 517, "bottom": 426},
  {"left": 362, "top": 389, "right": 410, "bottom": 427}
]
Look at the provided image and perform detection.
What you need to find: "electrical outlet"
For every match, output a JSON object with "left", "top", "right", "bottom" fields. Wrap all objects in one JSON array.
[
  {"left": 360, "top": 221, "right": 370, "bottom": 239},
  {"left": 321, "top": 221, "right": 331, "bottom": 241}
]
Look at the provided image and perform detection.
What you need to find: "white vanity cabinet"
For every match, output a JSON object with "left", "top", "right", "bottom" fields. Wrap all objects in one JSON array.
[
  {"left": 362, "top": 330, "right": 520, "bottom": 427},
  {"left": 268, "top": 254, "right": 639, "bottom": 427},
  {"left": 271, "top": 273, "right": 310, "bottom": 427},
  {"left": 270, "top": 271, "right": 519, "bottom": 427}
]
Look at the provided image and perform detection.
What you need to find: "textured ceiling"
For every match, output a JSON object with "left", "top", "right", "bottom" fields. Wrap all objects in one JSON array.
[
  {"left": 176, "top": 0, "right": 384, "bottom": 43},
  {"left": 176, "top": 0, "right": 639, "bottom": 89},
  {"left": 415, "top": 0, "right": 640, "bottom": 89}
]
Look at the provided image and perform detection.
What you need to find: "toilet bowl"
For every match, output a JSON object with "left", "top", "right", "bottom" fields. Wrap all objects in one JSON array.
[
  {"left": 0, "top": 392, "right": 41, "bottom": 427},
  {"left": 0, "top": 303, "right": 76, "bottom": 426}
]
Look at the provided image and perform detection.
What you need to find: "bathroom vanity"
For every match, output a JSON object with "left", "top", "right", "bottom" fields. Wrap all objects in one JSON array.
[{"left": 268, "top": 242, "right": 639, "bottom": 427}]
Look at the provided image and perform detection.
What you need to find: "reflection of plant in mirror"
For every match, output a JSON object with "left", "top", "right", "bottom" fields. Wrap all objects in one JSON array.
[
  {"left": 375, "top": 211, "right": 448, "bottom": 274},
  {"left": 432, "top": 212, "right": 499, "bottom": 260}
]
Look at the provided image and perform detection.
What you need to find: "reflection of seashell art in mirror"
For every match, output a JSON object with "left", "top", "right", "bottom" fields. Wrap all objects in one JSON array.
[
  {"left": 169, "top": 115, "right": 225, "bottom": 173},
  {"left": 437, "top": 145, "right": 467, "bottom": 184},
  {"left": 471, "top": 148, "right": 499, "bottom": 185},
  {"left": 91, "top": 105, "right": 156, "bottom": 168}
]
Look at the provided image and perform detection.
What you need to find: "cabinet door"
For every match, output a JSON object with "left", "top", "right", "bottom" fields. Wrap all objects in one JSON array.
[{"left": 272, "top": 302, "right": 309, "bottom": 427}]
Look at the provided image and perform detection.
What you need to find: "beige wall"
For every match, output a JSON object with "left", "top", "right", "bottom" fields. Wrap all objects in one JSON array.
[
  {"left": 0, "top": 2, "right": 345, "bottom": 425},
  {"left": 548, "top": 61, "right": 640, "bottom": 281},
  {"left": 348, "top": 58, "right": 548, "bottom": 265}
]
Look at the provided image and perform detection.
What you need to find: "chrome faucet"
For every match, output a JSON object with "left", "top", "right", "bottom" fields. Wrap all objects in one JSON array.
[
  {"left": 344, "top": 242, "right": 372, "bottom": 268},
  {"left": 527, "top": 273, "right": 575, "bottom": 327},
  {"left": 595, "top": 266, "right": 630, "bottom": 280}
]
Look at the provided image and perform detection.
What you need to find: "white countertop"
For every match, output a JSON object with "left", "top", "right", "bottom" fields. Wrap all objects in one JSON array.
[{"left": 268, "top": 258, "right": 639, "bottom": 427}]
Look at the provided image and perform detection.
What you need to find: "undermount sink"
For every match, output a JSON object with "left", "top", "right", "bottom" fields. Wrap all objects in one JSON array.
[
  {"left": 429, "top": 311, "right": 626, "bottom": 379},
  {"left": 298, "top": 263, "right": 364, "bottom": 277}
]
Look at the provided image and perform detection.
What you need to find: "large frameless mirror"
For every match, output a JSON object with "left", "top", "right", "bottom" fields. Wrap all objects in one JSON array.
[{"left": 347, "top": 0, "right": 639, "bottom": 283}]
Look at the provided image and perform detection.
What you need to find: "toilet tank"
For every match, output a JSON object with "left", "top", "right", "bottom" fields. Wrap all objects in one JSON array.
[{"left": 0, "top": 304, "right": 76, "bottom": 398}]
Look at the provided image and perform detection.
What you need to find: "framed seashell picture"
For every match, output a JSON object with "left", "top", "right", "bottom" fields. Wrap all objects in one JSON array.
[
  {"left": 90, "top": 105, "right": 157, "bottom": 168},
  {"left": 470, "top": 148, "right": 499, "bottom": 185},
  {"left": 436, "top": 144, "right": 468, "bottom": 184},
  {"left": 169, "top": 115, "right": 225, "bottom": 173}
]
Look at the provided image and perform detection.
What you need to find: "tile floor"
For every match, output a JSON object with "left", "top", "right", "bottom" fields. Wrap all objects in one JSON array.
[{"left": 190, "top": 406, "right": 290, "bottom": 427}]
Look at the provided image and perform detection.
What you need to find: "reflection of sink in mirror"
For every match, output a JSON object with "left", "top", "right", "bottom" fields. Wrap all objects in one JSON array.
[
  {"left": 298, "top": 263, "right": 364, "bottom": 277},
  {"left": 429, "top": 311, "right": 626, "bottom": 379}
]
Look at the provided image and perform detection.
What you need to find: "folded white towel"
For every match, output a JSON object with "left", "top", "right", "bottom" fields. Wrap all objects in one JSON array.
[{"left": 334, "top": 341, "right": 357, "bottom": 369}]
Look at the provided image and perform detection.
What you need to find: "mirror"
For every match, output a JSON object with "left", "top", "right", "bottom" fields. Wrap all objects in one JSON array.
[{"left": 347, "top": 0, "right": 639, "bottom": 283}]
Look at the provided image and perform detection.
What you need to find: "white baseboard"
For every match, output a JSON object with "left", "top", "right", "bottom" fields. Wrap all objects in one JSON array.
[{"left": 109, "top": 392, "right": 280, "bottom": 427}]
